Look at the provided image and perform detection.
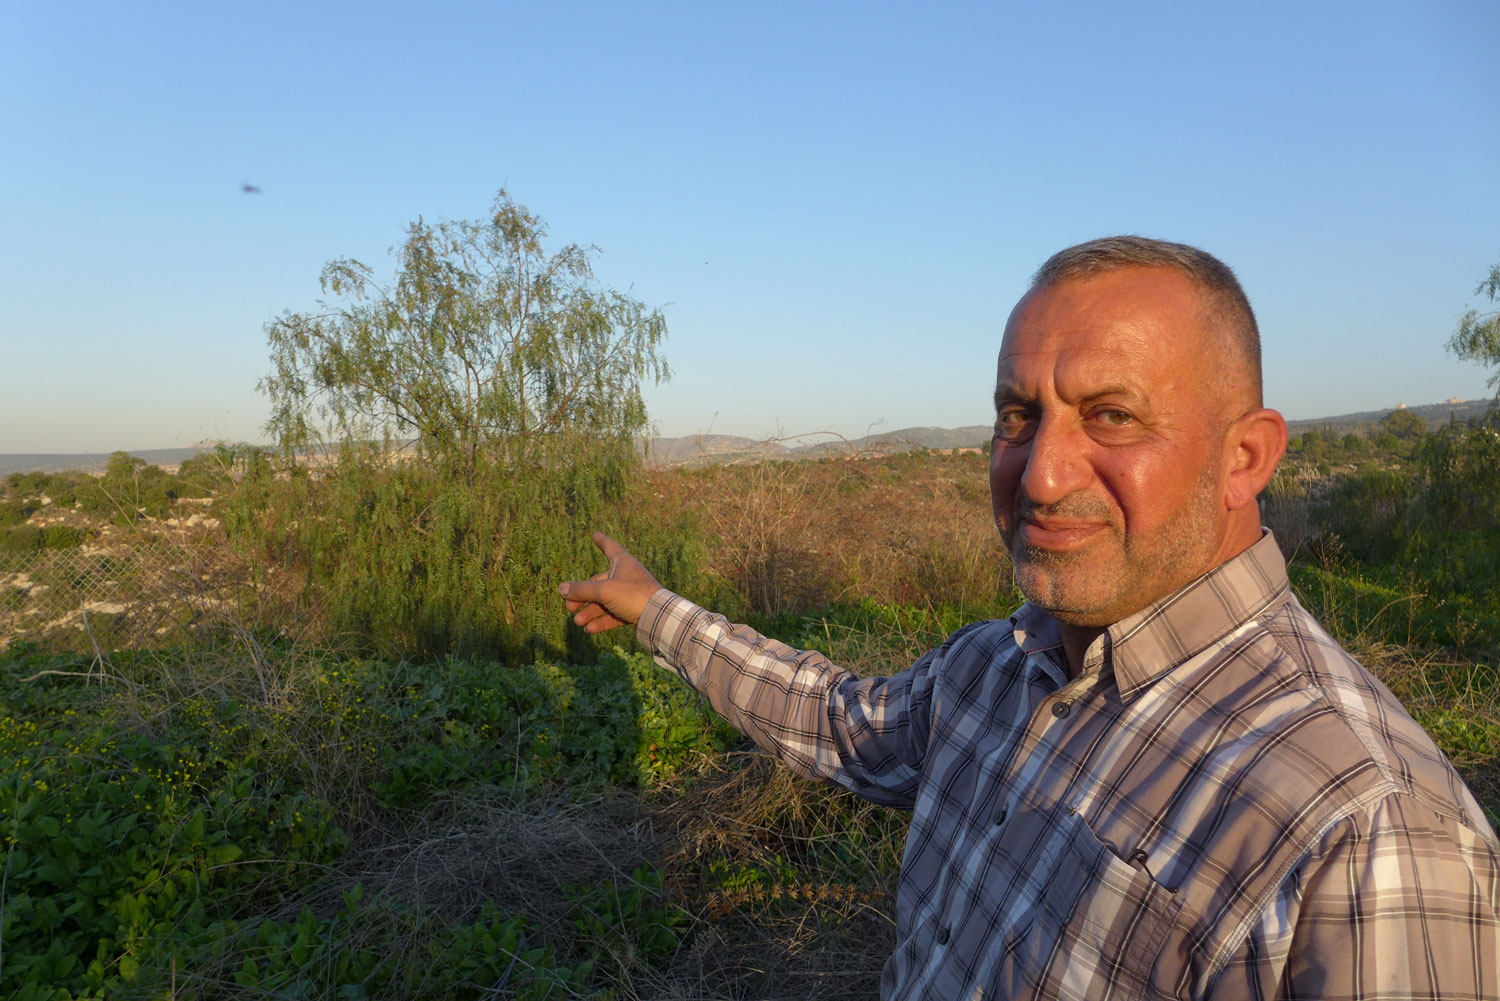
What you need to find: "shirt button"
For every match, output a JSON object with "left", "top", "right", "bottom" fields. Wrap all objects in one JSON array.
[
  {"left": 993, "top": 806, "right": 1007, "bottom": 825},
  {"left": 1052, "top": 701, "right": 1072, "bottom": 718},
  {"left": 936, "top": 926, "right": 951, "bottom": 945}
]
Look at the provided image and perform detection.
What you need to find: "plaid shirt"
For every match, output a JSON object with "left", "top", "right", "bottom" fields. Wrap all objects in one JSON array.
[{"left": 636, "top": 533, "right": 1500, "bottom": 1000}]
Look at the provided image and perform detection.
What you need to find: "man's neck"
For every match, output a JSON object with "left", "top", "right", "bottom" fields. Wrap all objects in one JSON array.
[
  {"left": 1047, "top": 528, "right": 1270, "bottom": 680},
  {"left": 1058, "top": 624, "right": 1104, "bottom": 680}
]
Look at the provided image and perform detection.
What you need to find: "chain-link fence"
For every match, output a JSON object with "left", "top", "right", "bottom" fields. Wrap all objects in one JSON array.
[{"left": 0, "top": 540, "right": 250, "bottom": 649}]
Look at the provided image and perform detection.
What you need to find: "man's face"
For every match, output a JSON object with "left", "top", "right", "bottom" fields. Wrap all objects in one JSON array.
[{"left": 989, "top": 267, "right": 1235, "bottom": 626}]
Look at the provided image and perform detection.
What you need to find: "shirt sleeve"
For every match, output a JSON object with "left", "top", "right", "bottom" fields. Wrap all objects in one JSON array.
[
  {"left": 635, "top": 589, "right": 961, "bottom": 809},
  {"left": 1245, "top": 794, "right": 1500, "bottom": 1000}
]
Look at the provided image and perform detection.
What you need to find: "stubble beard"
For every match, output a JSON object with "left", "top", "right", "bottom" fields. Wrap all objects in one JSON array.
[{"left": 1008, "top": 466, "right": 1222, "bottom": 627}]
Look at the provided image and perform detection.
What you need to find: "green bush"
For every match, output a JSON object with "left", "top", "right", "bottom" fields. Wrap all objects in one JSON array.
[
  {"left": 2, "top": 472, "right": 53, "bottom": 496},
  {"left": 176, "top": 449, "right": 236, "bottom": 494},
  {"left": 0, "top": 500, "right": 36, "bottom": 526},
  {"left": 224, "top": 444, "right": 706, "bottom": 664},
  {"left": 0, "top": 526, "right": 44, "bottom": 552},
  {"left": 1339, "top": 433, "right": 1370, "bottom": 457},
  {"left": 1315, "top": 463, "right": 1415, "bottom": 564},
  {"left": 40, "top": 526, "right": 82, "bottom": 549},
  {"left": 76, "top": 452, "right": 188, "bottom": 524}
]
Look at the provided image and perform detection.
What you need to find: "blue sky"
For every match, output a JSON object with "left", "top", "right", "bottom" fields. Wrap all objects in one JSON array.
[{"left": 2, "top": 0, "right": 1497, "bottom": 453}]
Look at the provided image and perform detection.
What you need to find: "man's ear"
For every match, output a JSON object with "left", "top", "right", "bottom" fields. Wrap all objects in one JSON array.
[{"left": 1223, "top": 408, "right": 1288, "bottom": 511}]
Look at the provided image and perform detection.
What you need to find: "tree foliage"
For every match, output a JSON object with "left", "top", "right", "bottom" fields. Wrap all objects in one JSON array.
[
  {"left": 261, "top": 189, "right": 669, "bottom": 475},
  {"left": 238, "top": 193, "right": 695, "bottom": 662},
  {"left": 1449, "top": 254, "right": 1500, "bottom": 395},
  {"left": 1378, "top": 407, "right": 1426, "bottom": 441}
]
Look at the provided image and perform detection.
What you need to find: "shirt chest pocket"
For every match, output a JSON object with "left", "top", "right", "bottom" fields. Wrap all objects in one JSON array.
[{"left": 982, "top": 811, "right": 1183, "bottom": 1001}]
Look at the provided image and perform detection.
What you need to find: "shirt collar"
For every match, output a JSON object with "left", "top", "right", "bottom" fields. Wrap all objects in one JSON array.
[
  {"left": 1008, "top": 531, "right": 1292, "bottom": 702},
  {"left": 1010, "top": 601, "right": 1069, "bottom": 683}
]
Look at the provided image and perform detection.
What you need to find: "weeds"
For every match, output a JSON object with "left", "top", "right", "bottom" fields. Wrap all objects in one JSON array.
[{"left": 2, "top": 446, "right": 1498, "bottom": 998}]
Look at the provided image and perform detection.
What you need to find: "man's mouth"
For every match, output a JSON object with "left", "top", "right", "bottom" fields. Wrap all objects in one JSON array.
[{"left": 1018, "top": 517, "right": 1106, "bottom": 551}]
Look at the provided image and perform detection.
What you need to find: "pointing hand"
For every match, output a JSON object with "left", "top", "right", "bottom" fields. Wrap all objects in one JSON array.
[{"left": 558, "top": 532, "right": 662, "bottom": 634}]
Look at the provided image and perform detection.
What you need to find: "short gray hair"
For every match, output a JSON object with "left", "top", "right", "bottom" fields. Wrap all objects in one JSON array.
[{"left": 1030, "top": 236, "right": 1262, "bottom": 407}]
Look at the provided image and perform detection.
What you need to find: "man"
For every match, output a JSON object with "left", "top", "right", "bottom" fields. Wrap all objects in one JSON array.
[{"left": 559, "top": 237, "right": 1500, "bottom": 1000}]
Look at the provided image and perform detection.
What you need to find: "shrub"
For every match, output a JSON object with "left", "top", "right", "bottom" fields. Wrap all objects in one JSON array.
[
  {"left": 1314, "top": 463, "right": 1414, "bottom": 564},
  {"left": 0, "top": 500, "right": 35, "bottom": 526},
  {"left": 224, "top": 446, "right": 705, "bottom": 664},
  {"left": 176, "top": 449, "right": 237, "bottom": 494},
  {"left": 40, "top": 526, "right": 82, "bottom": 549},
  {"left": 0, "top": 525, "right": 44, "bottom": 552},
  {"left": 77, "top": 453, "right": 185, "bottom": 524},
  {"left": 1380, "top": 407, "right": 1427, "bottom": 441},
  {"left": 1340, "top": 433, "right": 1370, "bottom": 457}
]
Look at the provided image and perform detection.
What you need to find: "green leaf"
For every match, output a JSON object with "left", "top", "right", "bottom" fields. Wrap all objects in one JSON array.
[
  {"left": 236, "top": 958, "right": 260, "bottom": 986},
  {"left": 210, "top": 844, "right": 243, "bottom": 865}
]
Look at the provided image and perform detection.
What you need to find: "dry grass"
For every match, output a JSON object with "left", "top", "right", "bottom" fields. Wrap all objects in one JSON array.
[
  {"left": 643, "top": 753, "right": 904, "bottom": 1001},
  {"left": 1355, "top": 638, "right": 1500, "bottom": 816},
  {"left": 652, "top": 450, "right": 1011, "bottom": 620},
  {"left": 191, "top": 755, "right": 904, "bottom": 1000}
]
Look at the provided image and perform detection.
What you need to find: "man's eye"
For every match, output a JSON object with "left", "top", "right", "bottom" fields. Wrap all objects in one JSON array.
[
  {"left": 994, "top": 410, "right": 1034, "bottom": 440},
  {"left": 1095, "top": 409, "right": 1133, "bottom": 426}
]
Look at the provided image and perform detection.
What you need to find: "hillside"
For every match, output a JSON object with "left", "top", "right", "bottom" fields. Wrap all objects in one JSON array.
[
  {"left": 643, "top": 397, "right": 1496, "bottom": 467},
  {"left": 4, "top": 399, "right": 1492, "bottom": 476},
  {"left": 1284, "top": 397, "right": 1492, "bottom": 438}
]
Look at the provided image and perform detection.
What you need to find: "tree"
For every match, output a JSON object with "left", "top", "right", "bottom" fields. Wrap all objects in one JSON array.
[
  {"left": 261, "top": 189, "right": 669, "bottom": 476},
  {"left": 1379, "top": 407, "right": 1426, "bottom": 441},
  {"left": 1448, "top": 253, "right": 1500, "bottom": 396},
  {"left": 242, "top": 192, "right": 692, "bottom": 662},
  {"left": 1297, "top": 430, "right": 1328, "bottom": 462}
]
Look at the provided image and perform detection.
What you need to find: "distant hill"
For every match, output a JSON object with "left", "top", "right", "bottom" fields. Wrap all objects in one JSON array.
[
  {"left": 5, "top": 400, "right": 1492, "bottom": 477},
  {"left": 0, "top": 447, "right": 210, "bottom": 478},
  {"left": 1284, "top": 398, "right": 1493, "bottom": 438},
  {"left": 642, "top": 434, "right": 792, "bottom": 466},
  {"left": 645, "top": 400, "right": 1498, "bottom": 468},
  {"left": 643, "top": 426, "right": 995, "bottom": 467},
  {"left": 790, "top": 425, "right": 993, "bottom": 458}
]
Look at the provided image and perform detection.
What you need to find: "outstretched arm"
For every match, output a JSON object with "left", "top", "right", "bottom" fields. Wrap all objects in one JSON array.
[
  {"left": 558, "top": 531, "right": 941, "bottom": 807},
  {"left": 558, "top": 532, "right": 662, "bottom": 634}
]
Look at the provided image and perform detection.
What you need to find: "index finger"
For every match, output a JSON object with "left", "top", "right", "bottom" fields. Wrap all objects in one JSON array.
[{"left": 592, "top": 532, "right": 628, "bottom": 564}]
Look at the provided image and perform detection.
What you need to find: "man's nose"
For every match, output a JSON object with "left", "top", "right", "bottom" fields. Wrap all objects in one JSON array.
[{"left": 1019, "top": 416, "right": 1091, "bottom": 505}]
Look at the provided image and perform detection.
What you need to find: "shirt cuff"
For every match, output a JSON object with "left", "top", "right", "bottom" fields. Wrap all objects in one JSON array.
[
  {"left": 635, "top": 587, "right": 680, "bottom": 653},
  {"left": 635, "top": 588, "right": 713, "bottom": 665}
]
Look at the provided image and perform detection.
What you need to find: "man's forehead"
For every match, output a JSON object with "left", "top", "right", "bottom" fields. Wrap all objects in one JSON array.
[
  {"left": 993, "top": 348, "right": 1152, "bottom": 407},
  {"left": 995, "top": 332, "right": 1155, "bottom": 386},
  {"left": 997, "top": 271, "right": 1207, "bottom": 380},
  {"left": 1005, "top": 268, "right": 1208, "bottom": 335}
]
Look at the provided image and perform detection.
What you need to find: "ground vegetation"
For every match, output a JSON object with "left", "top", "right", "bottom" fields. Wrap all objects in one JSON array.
[{"left": 2, "top": 433, "right": 1495, "bottom": 999}]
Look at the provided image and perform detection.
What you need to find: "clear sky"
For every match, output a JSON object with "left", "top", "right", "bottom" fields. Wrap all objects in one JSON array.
[{"left": 3, "top": 0, "right": 1498, "bottom": 453}]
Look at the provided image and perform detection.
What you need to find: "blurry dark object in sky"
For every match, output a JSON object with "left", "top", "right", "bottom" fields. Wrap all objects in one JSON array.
[{"left": 241, "top": 183, "right": 261, "bottom": 194}]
